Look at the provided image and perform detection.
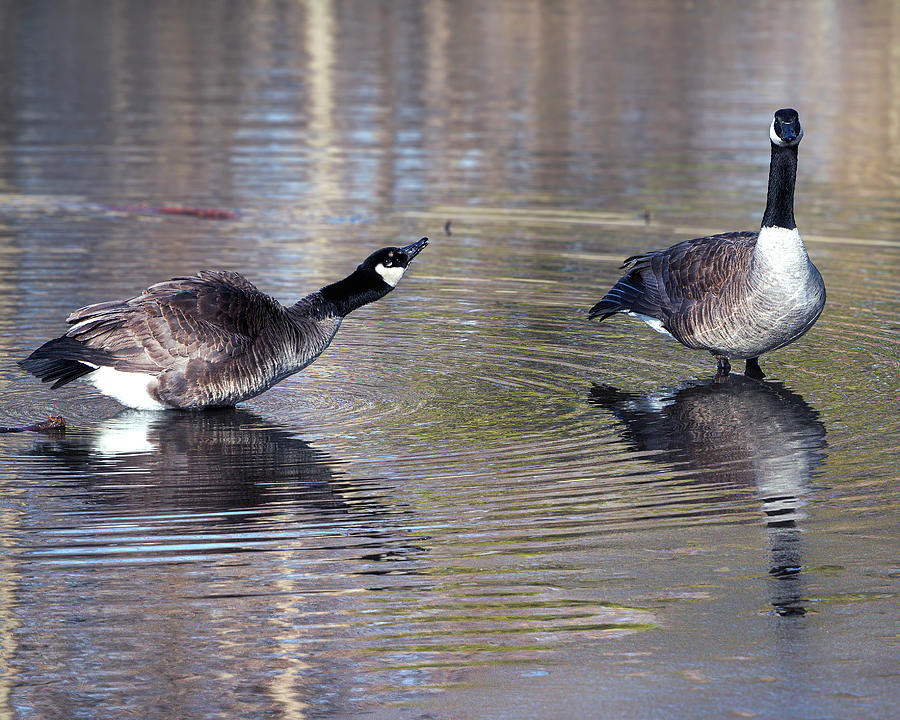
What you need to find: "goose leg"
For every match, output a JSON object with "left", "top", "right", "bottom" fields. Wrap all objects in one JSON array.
[
  {"left": 744, "top": 357, "right": 766, "bottom": 380},
  {"left": 715, "top": 356, "right": 731, "bottom": 377}
]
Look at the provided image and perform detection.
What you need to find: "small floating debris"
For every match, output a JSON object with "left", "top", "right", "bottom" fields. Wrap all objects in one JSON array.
[
  {"left": 444, "top": 219, "right": 452, "bottom": 236},
  {"left": 152, "top": 206, "right": 242, "bottom": 220},
  {"left": 0, "top": 415, "right": 66, "bottom": 434},
  {"left": 103, "top": 204, "right": 242, "bottom": 220}
]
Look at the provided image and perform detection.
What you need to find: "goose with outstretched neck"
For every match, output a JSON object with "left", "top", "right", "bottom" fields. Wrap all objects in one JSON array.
[{"left": 20, "top": 238, "right": 428, "bottom": 409}]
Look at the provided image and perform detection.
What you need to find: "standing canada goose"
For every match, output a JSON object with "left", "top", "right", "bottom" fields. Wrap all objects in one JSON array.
[
  {"left": 20, "top": 237, "right": 428, "bottom": 409},
  {"left": 589, "top": 109, "right": 825, "bottom": 378}
]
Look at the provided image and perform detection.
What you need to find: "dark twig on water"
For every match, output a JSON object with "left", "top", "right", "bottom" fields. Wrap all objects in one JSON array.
[
  {"left": 153, "top": 206, "right": 242, "bottom": 220},
  {"left": 0, "top": 416, "right": 67, "bottom": 434},
  {"left": 104, "top": 204, "right": 242, "bottom": 220}
]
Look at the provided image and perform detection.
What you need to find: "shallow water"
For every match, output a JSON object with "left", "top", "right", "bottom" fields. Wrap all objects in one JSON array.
[{"left": 1, "top": 1, "right": 899, "bottom": 718}]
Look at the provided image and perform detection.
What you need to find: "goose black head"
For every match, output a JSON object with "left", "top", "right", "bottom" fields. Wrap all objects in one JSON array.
[
  {"left": 320, "top": 237, "right": 428, "bottom": 316},
  {"left": 770, "top": 108, "right": 803, "bottom": 147},
  {"left": 359, "top": 237, "right": 429, "bottom": 290}
]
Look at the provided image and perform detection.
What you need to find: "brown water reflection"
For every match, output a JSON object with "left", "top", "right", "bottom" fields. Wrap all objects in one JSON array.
[
  {"left": 1, "top": 1, "right": 899, "bottom": 719},
  {"left": 1, "top": 1, "right": 900, "bottom": 228}
]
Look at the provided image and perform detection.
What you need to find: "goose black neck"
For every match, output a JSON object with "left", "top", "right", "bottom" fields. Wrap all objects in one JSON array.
[
  {"left": 761, "top": 142, "right": 798, "bottom": 230},
  {"left": 318, "top": 270, "right": 387, "bottom": 317}
]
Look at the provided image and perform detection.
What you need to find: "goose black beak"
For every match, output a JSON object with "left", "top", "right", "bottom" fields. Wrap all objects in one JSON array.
[
  {"left": 400, "top": 237, "right": 429, "bottom": 261},
  {"left": 779, "top": 126, "right": 798, "bottom": 144}
]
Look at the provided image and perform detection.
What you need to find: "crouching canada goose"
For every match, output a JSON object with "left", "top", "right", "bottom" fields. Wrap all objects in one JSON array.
[
  {"left": 20, "top": 237, "right": 428, "bottom": 409},
  {"left": 589, "top": 109, "right": 825, "bottom": 378}
]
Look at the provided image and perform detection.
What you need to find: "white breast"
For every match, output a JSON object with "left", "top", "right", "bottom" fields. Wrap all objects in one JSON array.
[{"left": 754, "top": 226, "right": 810, "bottom": 280}]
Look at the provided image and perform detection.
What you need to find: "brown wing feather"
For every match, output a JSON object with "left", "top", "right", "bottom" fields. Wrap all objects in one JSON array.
[
  {"left": 635, "top": 232, "right": 755, "bottom": 300},
  {"left": 593, "top": 232, "right": 757, "bottom": 347},
  {"left": 65, "top": 271, "right": 285, "bottom": 372},
  {"left": 644, "top": 232, "right": 757, "bottom": 344},
  {"left": 591, "top": 232, "right": 758, "bottom": 325}
]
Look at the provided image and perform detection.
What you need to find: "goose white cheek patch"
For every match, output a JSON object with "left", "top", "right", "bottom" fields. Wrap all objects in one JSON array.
[
  {"left": 769, "top": 121, "right": 782, "bottom": 145},
  {"left": 375, "top": 264, "right": 406, "bottom": 287}
]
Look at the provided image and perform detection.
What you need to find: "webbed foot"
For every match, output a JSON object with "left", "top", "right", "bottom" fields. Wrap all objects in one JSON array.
[{"left": 715, "top": 356, "right": 731, "bottom": 377}]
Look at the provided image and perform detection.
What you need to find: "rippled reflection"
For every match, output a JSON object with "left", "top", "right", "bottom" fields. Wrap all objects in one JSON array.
[
  {"left": 7, "top": 411, "right": 430, "bottom": 717},
  {"left": 590, "top": 375, "right": 827, "bottom": 616},
  {"left": 28, "top": 409, "right": 404, "bottom": 538}
]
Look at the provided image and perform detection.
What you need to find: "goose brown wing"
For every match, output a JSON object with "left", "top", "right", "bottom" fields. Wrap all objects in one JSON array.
[
  {"left": 591, "top": 232, "right": 757, "bottom": 335},
  {"left": 638, "top": 231, "right": 757, "bottom": 311},
  {"left": 65, "top": 271, "right": 285, "bottom": 371}
]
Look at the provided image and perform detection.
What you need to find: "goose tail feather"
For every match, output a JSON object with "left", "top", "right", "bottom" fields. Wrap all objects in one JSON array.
[
  {"left": 19, "top": 336, "right": 110, "bottom": 389},
  {"left": 589, "top": 274, "right": 647, "bottom": 321}
]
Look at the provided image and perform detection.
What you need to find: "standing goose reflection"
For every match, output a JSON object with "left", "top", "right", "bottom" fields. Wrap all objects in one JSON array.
[{"left": 589, "top": 375, "right": 826, "bottom": 616}]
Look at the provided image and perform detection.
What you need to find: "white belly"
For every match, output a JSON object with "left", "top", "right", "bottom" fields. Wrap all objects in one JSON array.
[
  {"left": 85, "top": 365, "right": 167, "bottom": 410},
  {"left": 629, "top": 312, "right": 674, "bottom": 339}
]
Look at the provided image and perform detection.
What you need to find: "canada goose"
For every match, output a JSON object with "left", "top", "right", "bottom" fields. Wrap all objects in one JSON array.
[
  {"left": 589, "top": 109, "right": 825, "bottom": 378},
  {"left": 20, "top": 237, "right": 428, "bottom": 409}
]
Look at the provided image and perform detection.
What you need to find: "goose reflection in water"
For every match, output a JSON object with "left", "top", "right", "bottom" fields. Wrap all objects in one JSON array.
[
  {"left": 18, "top": 411, "right": 424, "bottom": 716},
  {"left": 589, "top": 374, "right": 827, "bottom": 616},
  {"left": 30, "top": 409, "right": 419, "bottom": 568}
]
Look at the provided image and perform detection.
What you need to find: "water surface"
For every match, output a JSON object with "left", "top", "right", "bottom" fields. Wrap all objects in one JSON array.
[{"left": 1, "top": 2, "right": 898, "bottom": 718}]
